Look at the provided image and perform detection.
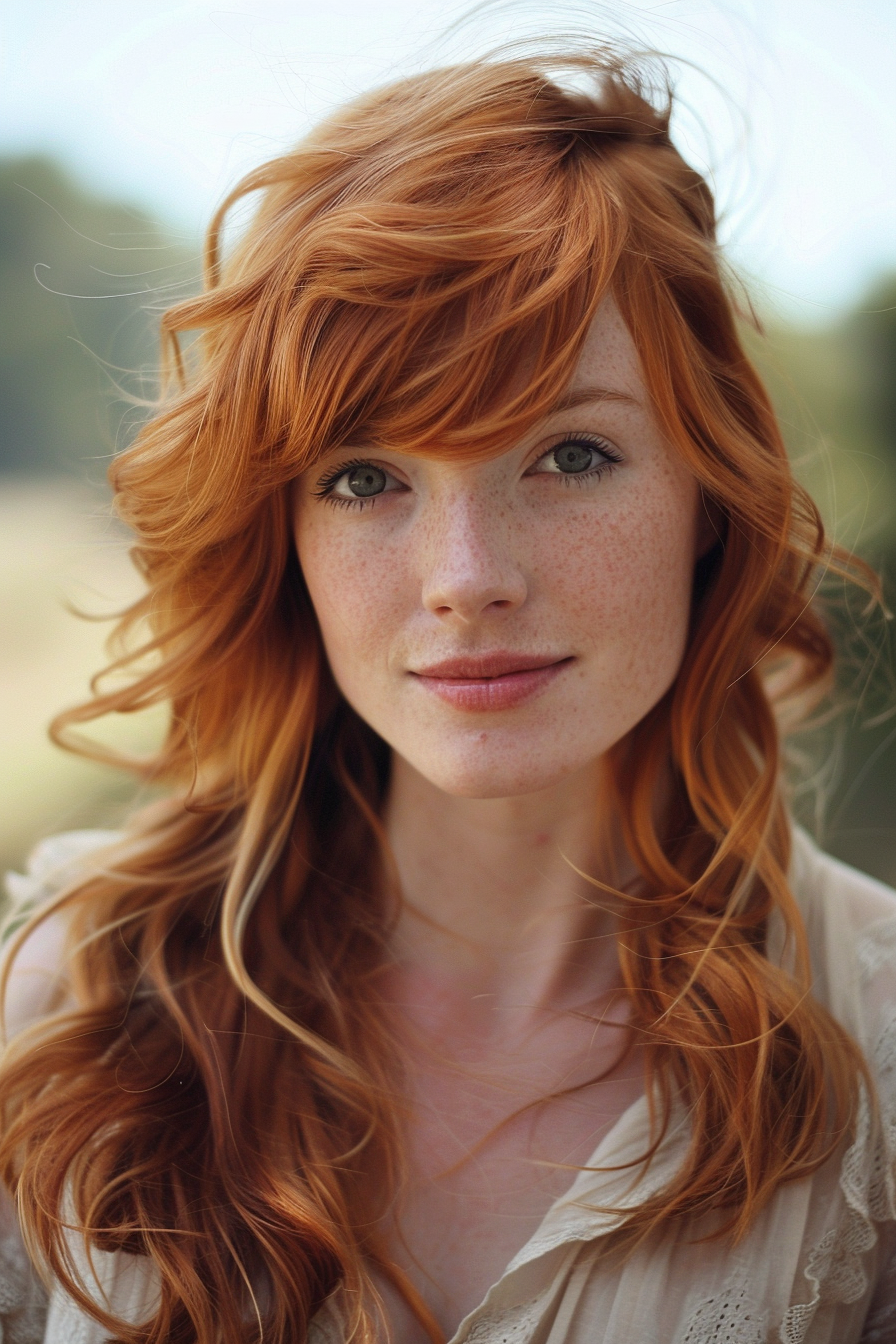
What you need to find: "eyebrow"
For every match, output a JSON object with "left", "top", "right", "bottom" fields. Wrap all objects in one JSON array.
[{"left": 546, "top": 385, "right": 641, "bottom": 414}]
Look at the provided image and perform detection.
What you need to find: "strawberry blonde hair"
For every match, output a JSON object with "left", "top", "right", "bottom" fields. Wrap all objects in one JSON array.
[{"left": 0, "top": 47, "right": 875, "bottom": 1344}]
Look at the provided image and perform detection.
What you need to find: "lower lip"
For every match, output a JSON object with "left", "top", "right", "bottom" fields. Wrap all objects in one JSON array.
[{"left": 411, "top": 660, "right": 571, "bottom": 711}]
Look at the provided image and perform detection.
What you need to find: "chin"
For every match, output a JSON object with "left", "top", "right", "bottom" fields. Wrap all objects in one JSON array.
[{"left": 405, "top": 739, "right": 595, "bottom": 800}]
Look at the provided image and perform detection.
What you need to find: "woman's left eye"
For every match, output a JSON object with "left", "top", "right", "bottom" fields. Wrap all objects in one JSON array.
[{"left": 529, "top": 436, "right": 623, "bottom": 481}]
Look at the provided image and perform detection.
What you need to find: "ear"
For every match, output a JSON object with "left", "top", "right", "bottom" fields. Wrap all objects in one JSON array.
[{"left": 696, "top": 488, "right": 725, "bottom": 559}]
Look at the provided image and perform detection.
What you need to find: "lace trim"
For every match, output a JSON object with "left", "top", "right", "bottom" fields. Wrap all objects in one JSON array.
[
  {"left": 503, "top": 1217, "right": 605, "bottom": 1270},
  {"left": 465, "top": 1293, "right": 548, "bottom": 1344},
  {"left": 780, "top": 1004, "right": 896, "bottom": 1342},
  {"left": 678, "top": 1275, "right": 768, "bottom": 1344}
]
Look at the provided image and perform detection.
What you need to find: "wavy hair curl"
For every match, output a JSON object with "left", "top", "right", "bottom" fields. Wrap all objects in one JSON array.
[{"left": 0, "top": 48, "right": 875, "bottom": 1344}]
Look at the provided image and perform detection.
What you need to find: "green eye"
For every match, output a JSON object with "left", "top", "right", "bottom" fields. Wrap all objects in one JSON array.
[
  {"left": 553, "top": 442, "right": 594, "bottom": 473},
  {"left": 346, "top": 465, "right": 387, "bottom": 497}
]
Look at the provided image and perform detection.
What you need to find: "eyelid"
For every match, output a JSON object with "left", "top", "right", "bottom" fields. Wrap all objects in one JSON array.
[
  {"left": 312, "top": 456, "right": 405, "bottom": 498},
  {"left": 528, "top": 432, "right": 623, "bottom": 472}
]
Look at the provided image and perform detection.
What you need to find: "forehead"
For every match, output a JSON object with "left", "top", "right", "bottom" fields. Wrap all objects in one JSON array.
[
  {"left": 494, "top": 295, "right": 647, "bottom": 425},
  {"left": 566, "top": 298, "right": 646, "bottom": 405}
]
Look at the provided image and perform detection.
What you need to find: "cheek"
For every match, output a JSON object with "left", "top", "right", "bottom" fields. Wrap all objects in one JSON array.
[
  {"left": 551, "top": 488, "right": 695, "bottom": 602},
  {"left": 295, "top": 518, "right": 409, "bottom": 675},
  {"left": 545, "top": 486, "right": 698, "bottom": 680}
]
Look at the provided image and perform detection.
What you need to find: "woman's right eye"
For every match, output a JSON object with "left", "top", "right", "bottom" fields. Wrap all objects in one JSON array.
[
  {"left": 314, "top": 459, "right": 403, "bottom": 505},
  {"left": 335, "top": 464, "right": 389, "bottom": 498}
]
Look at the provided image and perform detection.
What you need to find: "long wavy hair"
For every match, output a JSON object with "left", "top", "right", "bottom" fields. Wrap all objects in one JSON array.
[{"left": 0, "top": 47, "right": 876, "bottom": 1344}]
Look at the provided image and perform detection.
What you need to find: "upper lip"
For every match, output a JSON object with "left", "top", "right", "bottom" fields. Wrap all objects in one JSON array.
[{"left": 411, "top": 653, "right": 571, "bottom": 679}]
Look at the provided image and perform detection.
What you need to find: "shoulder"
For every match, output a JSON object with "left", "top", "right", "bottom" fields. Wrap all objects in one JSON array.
[
  {"left": 4, "top": 829, "right": 121, "bottom": 914},
  {"left": 786, "top": 824, "right": 896, "bottom": 1049},
  {"left": 781, "top": 831, "right": 896, "bottom": 1316},
  {"left": 789, "top": 824, "right": 896, "bottom": 941},
  {"left": 2, "top": 829, "right": 120, "bottom": 1042}
]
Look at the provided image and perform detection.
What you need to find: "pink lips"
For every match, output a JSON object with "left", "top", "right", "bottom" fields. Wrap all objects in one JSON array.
[{"left": 410, "top": 653, "right": 572, "bottom": 712}]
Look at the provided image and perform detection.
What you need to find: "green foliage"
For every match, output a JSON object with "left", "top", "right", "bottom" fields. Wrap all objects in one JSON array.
[
  {"left": 746, "top": 316, "right": 896, "bottom": 563},
  {"left": 0, "top": 155, "right": 196, "bottom": 476},
  {"left": 853, "top": 275, "right": 896, "bottom": 465},
  {"left": 746, "top": 289, "right": 896, "bottom": 884}
]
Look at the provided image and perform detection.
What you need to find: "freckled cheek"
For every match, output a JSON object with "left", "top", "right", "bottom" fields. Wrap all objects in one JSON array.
[
  {"left": 537, "top": 503, "right": 696, "bottom": 639},
  {"left": 297, "top": 527, "right": 411, "bottom": 668}
]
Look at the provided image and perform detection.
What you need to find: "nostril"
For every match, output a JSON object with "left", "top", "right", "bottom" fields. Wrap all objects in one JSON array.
[{"left": 422, "top": 565, "right": 527, "bottom": 619}]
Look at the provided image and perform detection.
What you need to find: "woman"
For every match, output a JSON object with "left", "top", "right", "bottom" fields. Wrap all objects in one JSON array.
[{"left": 1, "top": 46, "right": 894, "bottom": 1344}]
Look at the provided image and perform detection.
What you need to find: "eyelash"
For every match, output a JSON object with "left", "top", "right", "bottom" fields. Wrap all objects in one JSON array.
[
  {"left": 312, "top": 434, "right": 624, "bottom": 508},
  {"left": 312, "top": 457, "right": 387, "bottom": 510},
  {"left": 539, "top": 434, "right": 623, "bottom": 485}
]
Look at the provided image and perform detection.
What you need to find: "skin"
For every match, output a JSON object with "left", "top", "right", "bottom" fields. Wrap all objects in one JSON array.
[{"left": 293, "top": 297, "right": 708, "bottom": 1339}]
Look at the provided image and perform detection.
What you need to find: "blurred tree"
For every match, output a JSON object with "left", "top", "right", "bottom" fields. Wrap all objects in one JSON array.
[
  {"left": 747, "top": 278, "right": 896, "bottom": 885},
  {"left": 0, "top": 155, "right": 195, "bottom": 477},
  {"left": 833, "top": 277, "right": 896, "bottom": 884},
  {"left": 853, "top": 274, "right": 896, "bottom": 467}
]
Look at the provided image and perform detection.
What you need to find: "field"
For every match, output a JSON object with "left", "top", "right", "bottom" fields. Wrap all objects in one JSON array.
[{"left": 0, "top": 480, "right": 165, "bottom": 877}]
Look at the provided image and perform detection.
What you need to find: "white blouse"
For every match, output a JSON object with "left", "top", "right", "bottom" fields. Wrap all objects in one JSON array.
[{"left": 2, "top": 825, "right": 896, "bottom": 1344}]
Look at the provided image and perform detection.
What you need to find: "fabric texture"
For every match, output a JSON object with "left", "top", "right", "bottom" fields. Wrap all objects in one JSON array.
[{"left": 2, "top": 826, "right": 896, "bottom": 1343}]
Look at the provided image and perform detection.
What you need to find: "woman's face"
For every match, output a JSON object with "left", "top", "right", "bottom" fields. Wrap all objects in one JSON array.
[{"left": 294, "top": 298, "right": 705, "bottom": 799}]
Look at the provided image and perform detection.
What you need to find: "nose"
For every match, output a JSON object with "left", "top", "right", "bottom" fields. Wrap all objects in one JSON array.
[{"left": 420, "top": 489, "right": 527, "bottom": 623}]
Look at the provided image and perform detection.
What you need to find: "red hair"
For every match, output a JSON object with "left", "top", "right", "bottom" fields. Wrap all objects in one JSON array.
[{"left": 0, "top": 49, "right": 876, "bottom": 1343}]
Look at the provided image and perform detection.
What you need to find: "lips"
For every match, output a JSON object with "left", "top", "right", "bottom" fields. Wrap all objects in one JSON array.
[
  {"left": 409, "top": 652, "right": 572, "bottom": 712},
  {"left": 414, "top": 652, "right": 567, "bottom": 679}
]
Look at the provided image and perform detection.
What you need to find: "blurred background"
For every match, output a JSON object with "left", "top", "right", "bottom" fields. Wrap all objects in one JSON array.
[{"left": 0, "top": 0, "right": 894, "bottom": 882}]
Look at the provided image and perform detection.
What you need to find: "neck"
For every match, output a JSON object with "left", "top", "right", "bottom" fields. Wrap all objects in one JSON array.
[{"left": 383, "top": 755, "right": 624, "bottom": 1029}]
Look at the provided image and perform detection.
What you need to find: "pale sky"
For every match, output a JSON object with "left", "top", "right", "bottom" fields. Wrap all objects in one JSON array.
[{"left": 2, "top": 0, "right": 894, "bottom": 324}]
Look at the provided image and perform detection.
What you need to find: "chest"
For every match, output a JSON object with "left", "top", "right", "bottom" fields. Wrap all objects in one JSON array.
[{"left": 382, "top": 1025, "right": 644, "bottom": 1342}]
